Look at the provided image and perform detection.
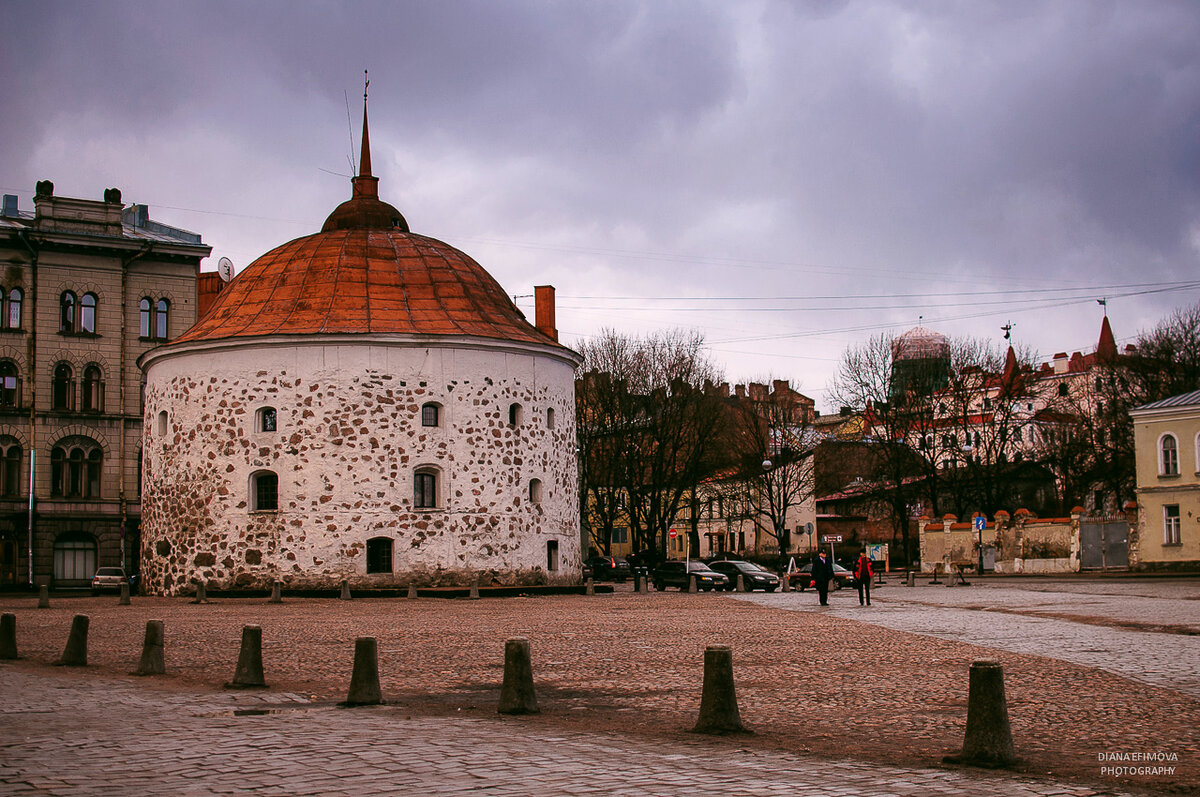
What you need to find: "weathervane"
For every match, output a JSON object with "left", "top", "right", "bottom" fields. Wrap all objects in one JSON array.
[
  {"left": 1097, "top": 297, "right": 1107, "bottom": 317},
  {"left": 1001, "top": 321, "right": 1014, "bottom": 341},
  {"left": 364, "top": 69, "right": 369, "bottom": 102}
]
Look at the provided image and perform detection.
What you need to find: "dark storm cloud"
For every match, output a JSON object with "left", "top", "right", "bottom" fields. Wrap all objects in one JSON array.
[{"left": 3, "top": 1, "right": 1199, "bottom": 400}]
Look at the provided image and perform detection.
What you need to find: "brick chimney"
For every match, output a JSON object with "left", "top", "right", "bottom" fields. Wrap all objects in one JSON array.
[{"left": 534, "top": 285, "right": 557, "bottom": 342}]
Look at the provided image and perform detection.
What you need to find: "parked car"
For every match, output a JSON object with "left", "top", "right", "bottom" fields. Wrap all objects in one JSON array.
[
  {"left": 706, "top": 560, "right": 780, "bottom": 592},
  {"left": 583, "top": 555, "right": 632, "bottom": 582},
  {"left": 652, "top": 561, "right": 729, "bottom": 592},
  {"left": 91, "top": 567, "right": 129, "bottom": 595},
  {"left": 788, "top": 562, "right": 855, "bottom": 591}
]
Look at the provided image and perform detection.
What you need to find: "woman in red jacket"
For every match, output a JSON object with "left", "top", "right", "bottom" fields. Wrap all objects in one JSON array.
[{"left": 855, "top": 551, "right": 873, "bottom": 606}]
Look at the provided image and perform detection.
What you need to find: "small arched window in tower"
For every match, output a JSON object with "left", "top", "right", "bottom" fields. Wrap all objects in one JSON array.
[
  {"left": 508, "top": 402, "right": 523, "bottom": 427},
  {"left": 421, "top": 402, "right": 441, "bottom": 428},
  {"left": 546, "top": 539, "right": 559, "bottom": 572},
  {"left": 414, "top": 467, "right": 438, "bottom": 509},
  {"left": 156, "top": 410, "right": 168, "bottom": 437},
  {"left": 0, "top": 438, "right": 22, "bottom": 498},
  {"left": 251, "top": 470, "right": 278, "bottom": 511},
  {"left": 529, "top": 478, "right": 543, "bottom": 504},
  {"left": 52, "top": 362, "right": 74, "bottom": 411},
  {"left": 80, "top": 293, "right": 97, "bottom": 334},
  {"left": 4, "top": 287, "right": 22, "bottom": 329},
  {"left": 366, "top": 537, "right": 394, "bottom": 574},
  {"left": 82, "top": 365, "right": 104, "bottom": 412},
  {"left": 59, "top": 291, "right": 76, "bottom": 333},
  {"left": 1161, "top": 434, "right": 1179, "bottom": 476},
  {"left": 0, "top": 361, "right": 20, "bottom": 408},
  {"left": 546, "top": 407, "right": 555, "bottom": 429},
  {"left": 257, "top": 406, "right": 277, "bottom": 433},
  {"left": 1058, "top": 383, "right": 1068, "bottom": 397}
]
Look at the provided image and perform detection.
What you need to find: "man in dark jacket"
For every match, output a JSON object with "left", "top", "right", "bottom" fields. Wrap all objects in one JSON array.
[{"left": 812, "top": 550, "right": 832, "bottom": 606}]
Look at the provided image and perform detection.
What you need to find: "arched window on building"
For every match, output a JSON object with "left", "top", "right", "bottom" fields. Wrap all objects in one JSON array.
[
  {"left": 1160, "top": 434, "right": 1179, "bottom": 476},
  {"left": 414, "top": 467, "right": 438, "bottom": 509},
  {"left": 256, "top": 406, "right": 277, "bottom": 433},
  {"left": 546, "top": 407, "right": 555, "bottom": 429},
  {"left": 3, "top": 288, "right": 22, "bottom": 330},
  {"left": 155, "top": 298, "right": 169, "bottom": 339},
  {"left": 366, "top": 537, "right": 393, "bottom": 574},
  {"left": 0, "top": 438, "right": 22, "bottom": 497},
  {"left": 82, "top": 365, "right": 104, "bottom": 412},
  {"left": 0, "top": 361, "right": 20, "bottom": 408},
  {"left": 80, "top": 293, "right": 98, "bottom": 334},
  {"left": 421, "top": 402, "right": 441, "bottom": 427},
  {"left": 508, "top": 402, "right": 523, "bottom": 427},
  {"left": 529, "top": 478, "right": 543, "bottom": 504},
  {"left": 59, "top": 291, "right": 76, "bottom": 333},
  {"left": 50, "top": 438, "right": 103, "bottom": 498},
  {"left": 250, "top": 470, "right": 278, "bottom": 511},
  {"left": 139, "top": 298, "right": 152, "bottom": 338},
  {"left": 52, "top": 362, "right": 75, "bottom": 410}
]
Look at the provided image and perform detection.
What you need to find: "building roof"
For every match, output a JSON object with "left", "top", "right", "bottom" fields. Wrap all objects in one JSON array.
[
  {"left": 175, "top": 99, "right": 561, "bottom": 349},
  {"left": 1133, "top": 389, "right": 1200, "bottom": 412}
]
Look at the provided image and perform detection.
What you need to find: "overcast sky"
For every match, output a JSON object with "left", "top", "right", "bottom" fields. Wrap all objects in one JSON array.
[{"left": 4, "top": 1, "right": 1199, "bottom": 411}]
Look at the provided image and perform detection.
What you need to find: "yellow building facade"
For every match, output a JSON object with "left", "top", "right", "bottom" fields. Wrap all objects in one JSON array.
[{"left": 1130, "top": 390, "right": 1200, "bottom": 568}]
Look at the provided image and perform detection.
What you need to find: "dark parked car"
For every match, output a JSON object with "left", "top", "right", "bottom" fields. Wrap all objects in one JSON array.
[
  {"left": 652, "top": 560, "right": 729, "bottom": 592},
  {"left": 90, "top": 567, "right": 130, "bottom": 595},
  {"left": 707, "top": 560, "right": 780, "bottom": 592},
  {"left": 788, "top": 562, "right": 855, "bottom": 591},
  {"left": 583, "top": 555, "right": 632, "bottom": 582}
]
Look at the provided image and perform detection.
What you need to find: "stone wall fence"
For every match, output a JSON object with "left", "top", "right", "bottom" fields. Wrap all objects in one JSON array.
[{"left": 919, "top": 508, "right": 1085, "bottom": 574}]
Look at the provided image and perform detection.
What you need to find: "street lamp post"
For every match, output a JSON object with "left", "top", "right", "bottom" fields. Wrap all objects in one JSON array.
[{"left": 961, "top": 441, "right": 984, "bottom": 575}]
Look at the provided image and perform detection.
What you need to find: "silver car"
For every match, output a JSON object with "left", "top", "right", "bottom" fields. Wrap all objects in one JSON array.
[{"left": 91, "top": 567, "right": 128, "bottom": 595}]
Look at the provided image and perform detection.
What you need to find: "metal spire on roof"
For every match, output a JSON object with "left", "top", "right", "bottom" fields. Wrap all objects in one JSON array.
[{"left": 359, "top": 70, "right": 372, "bottom": 179}]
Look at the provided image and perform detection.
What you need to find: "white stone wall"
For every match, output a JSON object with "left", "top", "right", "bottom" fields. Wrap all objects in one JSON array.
[{"left": 140, "top": 335, "right": 580, "bottom": 595}]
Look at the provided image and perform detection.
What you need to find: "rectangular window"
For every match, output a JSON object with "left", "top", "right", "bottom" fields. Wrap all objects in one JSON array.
[
  {"left": 1164, "top": 505, "right": 1181, "bottom": 545},
  {"left": 610, "top": 526, "right": 628, "bottom": 545}
]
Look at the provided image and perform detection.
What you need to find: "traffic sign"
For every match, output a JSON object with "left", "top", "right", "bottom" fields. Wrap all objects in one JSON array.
[
  {"left": 973, "top": 516, "right": 986, "bottom": 531},
  {"left": 821, "top": 535, "right": 842, "bottom": 543},
  {"left": 668, "top": 529, "right": 677, "bottom": 539}
]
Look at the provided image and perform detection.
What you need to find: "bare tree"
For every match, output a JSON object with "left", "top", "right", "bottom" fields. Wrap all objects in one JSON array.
[{"left": 576, "top": 328, "right": 728, "bottom": 563}]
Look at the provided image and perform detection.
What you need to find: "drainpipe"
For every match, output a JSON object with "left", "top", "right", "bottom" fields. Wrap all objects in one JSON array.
[
  {"left": 16, "top": 229, "right": 37, "bottom": 588},
  {"left": 118, "top": 242, "right": 153, "bottom": 574}
]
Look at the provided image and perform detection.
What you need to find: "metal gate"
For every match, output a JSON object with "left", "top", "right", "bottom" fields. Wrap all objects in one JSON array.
[{"left": 1080, "top": 517, "right": 1129, "bottom": 570}]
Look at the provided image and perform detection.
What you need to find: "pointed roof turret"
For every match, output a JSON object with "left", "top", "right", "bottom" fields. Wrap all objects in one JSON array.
[
  {"left": 322, "top": 75, "right": 408, "bottom": 232},
  {"left": 1096, "top": 316, "right": 1117, "bottom": 363},
  {"left": 1000, "top": 345, "right": 1019, "bottom": 390}
]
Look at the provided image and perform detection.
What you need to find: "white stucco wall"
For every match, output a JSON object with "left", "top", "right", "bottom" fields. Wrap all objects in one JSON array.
[{"left": 140, "top": 334, "right": 580, "bottom": 595}]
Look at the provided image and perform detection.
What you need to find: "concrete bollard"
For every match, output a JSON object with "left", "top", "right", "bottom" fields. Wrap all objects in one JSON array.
[
  {"left": 191, "top": 581, "right": 208, "bottom": 604},
  {"left": 344, "top": 637, "right": 384, "bottom": 706},
  {"left": 469, "top": 577, "right": 480, "bottom": 600},
  {"left": 944, "top": 660, "right": 1017, "bottom": 768},
  {"left": 226, "top": 625, "right": 267, "bottom": 689},
  {"left": 58, "top": 614, "right": 89, "bottom": 667},
  {"left": 688, "top": 574, "right": 698, "bottom": 594},
  {"left": 407, "top": 584, "right": 418, "bottom": 599},
  {"left": 585, "top": 577, "right": 594, "bottom": 596},
  {"left": 119, "top": 583, "right": 131, "bottom": 605},
  {"left": 268, "top": 581, "right": 282, "bottom": 603},
  {"left": 693, "top": 645, "right": 748, "bottom": 734},
  {"left": 136, "top": 619, "right": 165, "bottom": 676},
  {"left": 633, "top": 572, "right": 643, "bottom": 593},
  {"left": 907, "top": 571, "right": 916, "bottom": 587},
  {"left": 1, "top": 612, "right": 16, "bottom": 659},
  {"left": 780, "top": 575, "right": 790, "bottom": 593},
  {"left": 497, "top": 637, "right": 539, "bottom": 715},
  {"left": 340, "top": 579, "right": 352, "bottom": 601},
  {"left": 38, "top": 585, "right": 49, "bottom": 609},
  {"left": 736, "top": 574, "right": 746, "bottom": 592}
]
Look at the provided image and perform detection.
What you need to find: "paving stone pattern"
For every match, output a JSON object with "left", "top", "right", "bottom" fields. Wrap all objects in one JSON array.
[
  {"left": 1, "top": 579, "right": 1196, "bottom": 794},
  {"left": 1, "top": 669, "right": 1134, "bottom": 797}
]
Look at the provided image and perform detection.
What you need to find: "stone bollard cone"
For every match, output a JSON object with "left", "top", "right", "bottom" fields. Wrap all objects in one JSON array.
[
  {"left": 340, "top": 579, "right": 352, "bottom": 601},
  {"left": 633, "top": 572, "right": 643, "bottom": 593},
  {"left": 907, "top": 571, "right": 916, "bottom": 587},
  {"left": 693, "top": 645, "right": 748, "bottom": 734},
  {"left": 688, "top": 574, "right": 698, "bottom": 594},
  {"left": 344, "top": 637, "right": 384, "bottom": 706},
  {"left": 226, "top": 625, "right": 267, "bottom": 689},
  {"left": 469, "top": 578, "right": 480, "bottom": 600},
  {"left": 119, "top": 583, "right": 131, "bottom": 605},
  {"left": 780, "top": 575, "right": 790, "bottom": 593},
  {"left": 498, "top": 637, "right": 539, "bottom": 715},
  {"left": 38, "top": 585, "right": 49, "bottom": 609},
  {"left": 136, "top": 620, "right": 165, "bottom": 676},
  {"left": 58, "top": 614, "right": 89, "bottom": 667},
  {"left": 407, "top": 584, "right": 418, "bottom": 600},
  {"left": 191, "top": 581, "right": 208, "bottom": 604},
  {"left": 585, "top": 577, "right": 595, "bottom": 596},
  {"left": 736, "top": 574, "right": 746, "bottom": 592},
  {"left": 944, "top": 660, "right": 1017, "bottom": 768},
  {"left": 1, "top": 612, "right": 17, "bottom": 659}
]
